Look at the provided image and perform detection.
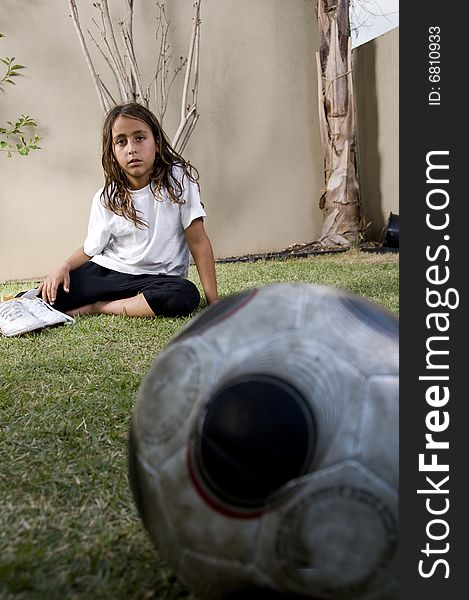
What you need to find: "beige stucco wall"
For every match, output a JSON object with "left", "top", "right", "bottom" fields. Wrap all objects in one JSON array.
[
  {"left": 0, "top": 1, "right": 397, "bottom": 282},
  {"left": 354, "top": 27, "right": 399, "bottom": 239}
]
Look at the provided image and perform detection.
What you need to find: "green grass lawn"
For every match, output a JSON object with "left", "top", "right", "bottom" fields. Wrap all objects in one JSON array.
[{"left": 0, "top": 251, "right": 398, "bottom": 599}]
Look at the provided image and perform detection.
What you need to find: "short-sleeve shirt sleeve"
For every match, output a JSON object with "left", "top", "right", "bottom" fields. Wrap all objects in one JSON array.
[
  {"left": 177, "top": 168, "right": 206, "bottom": 229},
  {"left": 83, "top": 189, "right": 112, "bottom": 257}
]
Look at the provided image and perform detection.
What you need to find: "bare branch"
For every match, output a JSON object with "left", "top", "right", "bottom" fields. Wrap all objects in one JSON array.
[
  {"left": 120, "top": 21, "right": 146, "bottom": 104},
  {"left": 149, "top": 2, "right": 173, "bottom": 123},
  {"left": 180, "top": 1, "right": 200, "bottom": 123},
  {"left": 100, "top": 1, "right": 126, "bottom": 81},
  {"left": 172, "top": 0, "right": 202, "bottom": 151},
  {"left": 157, "top": 4, "right": 170, "bottom": 119},
  {"left": 87, "top": 25, "right": 123, "bottom": 106},
  {"left": 124, "top": 0, "right": 137, "bottom": 98},
  {"left": 126, "top": 0, "right": 134, "bottom": 44},
  {"left": 97, "top": 74, "right": 117, "bottom": 107},
  {"left": 192, "top": 11, "right": 201, "bottom": 107},
  {"left": 160, "top": 57, "right": 186, "bottom": 121},
  {"left": 178, "top": 112, "right": 199, "bottom": 154},
  {"left": 100, "top": 0, "right": 132, "bottom": 101},
  {"left": 69, "top": 1, "right": 202, "bottom": 149},
  {"left": 68, "top": 0, "right": 108, "bottom": 112}
]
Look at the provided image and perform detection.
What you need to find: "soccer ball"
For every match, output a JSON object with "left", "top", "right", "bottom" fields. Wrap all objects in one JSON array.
[{"left": 129, "top": 283, "right": 399, "bottom": 599}]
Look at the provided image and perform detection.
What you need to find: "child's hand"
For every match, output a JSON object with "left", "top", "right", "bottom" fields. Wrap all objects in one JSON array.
[{"left": 38, "top": 265, "right": 70, "bottom": 305}]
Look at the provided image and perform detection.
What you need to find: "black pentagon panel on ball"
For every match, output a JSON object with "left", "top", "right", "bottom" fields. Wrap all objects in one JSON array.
[
  {"left": 339, "top": 296, "right": 399, "bottom": 339},
  {"left": 192, "top": 374, "right": 316, "bottom": 512},
  {"left": 172, "top": 289, "right": 257, "bottom": 343}
]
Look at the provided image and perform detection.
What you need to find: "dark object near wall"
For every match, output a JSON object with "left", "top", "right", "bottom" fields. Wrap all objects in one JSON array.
[{"left": 381, "top": 212, "right": 399, "bottom": 248}]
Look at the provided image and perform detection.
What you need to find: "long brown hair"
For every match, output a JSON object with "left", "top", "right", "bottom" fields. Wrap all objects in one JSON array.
[{"left": 101, "top": 103, "right": 199, "bottom": 228}]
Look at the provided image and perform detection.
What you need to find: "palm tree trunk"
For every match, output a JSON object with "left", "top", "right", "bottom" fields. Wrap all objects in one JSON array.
[{"left": 316, "top": 0, "right": 363, "bottom": 247}]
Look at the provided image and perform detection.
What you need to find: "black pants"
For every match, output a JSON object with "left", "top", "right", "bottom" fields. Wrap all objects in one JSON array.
[{"left": 51, "top": 262, "right": 200, "bottom": 317}]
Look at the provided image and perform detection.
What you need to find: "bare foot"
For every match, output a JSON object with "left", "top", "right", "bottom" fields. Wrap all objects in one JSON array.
[
  {"left": 67, "top": 304, "right": 95, "bottom": 317},
  {"left": 67, "top": 293, "right": 155, "bottom": 318}
]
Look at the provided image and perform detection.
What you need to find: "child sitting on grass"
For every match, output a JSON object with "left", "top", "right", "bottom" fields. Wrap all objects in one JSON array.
[{"left": 36, "top": 102, "right": 217, "bottom": 318}]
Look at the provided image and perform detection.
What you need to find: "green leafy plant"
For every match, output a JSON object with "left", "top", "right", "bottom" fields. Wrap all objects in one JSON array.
[{"left": 0, "top": 33, "right": 41, "bottom": 157}]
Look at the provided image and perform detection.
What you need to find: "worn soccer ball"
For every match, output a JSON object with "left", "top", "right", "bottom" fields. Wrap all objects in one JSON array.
[{"left": 129, "top": 283, "right": 399, "bottom": 599}]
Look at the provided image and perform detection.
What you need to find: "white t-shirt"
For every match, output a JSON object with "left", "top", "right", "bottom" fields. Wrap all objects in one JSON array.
[{"left": 83, "top": 168, "right": 206, "bottom": 277}]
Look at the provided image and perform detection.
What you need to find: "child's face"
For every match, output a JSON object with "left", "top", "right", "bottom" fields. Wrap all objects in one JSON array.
[{"left": 112, "top": 115, "right": 157, "bottom": 189}]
